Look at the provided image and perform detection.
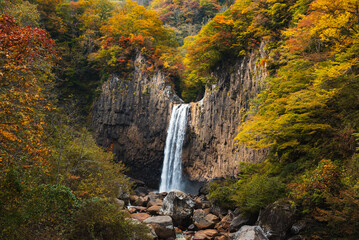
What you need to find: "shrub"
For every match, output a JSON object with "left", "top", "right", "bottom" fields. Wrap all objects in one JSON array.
[
  {"left": 0, "top": 183, "right": 78, "bottom": 239},
  {"left": 232, "top": 175, "right": 286, "bottom": 216},
  {"left": 69, "top": 198, "right": 152, "bottom": 240},
  {"left": 208, "top": 181, "right": 237, "bottom": 209}
]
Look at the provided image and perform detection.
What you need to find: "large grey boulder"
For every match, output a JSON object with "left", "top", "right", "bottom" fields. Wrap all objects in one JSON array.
[
  {"left": 160, "top": 190, "right": 195, "bottom": 228},
  {"left": 144, "top": 216, "right": 175, "bottom": 239},
  {"left": 257, "top": 199, "right": 296, "bottom": 240},
  {"left": 230, "top": 225, "right": 268, "bottom": 240}
]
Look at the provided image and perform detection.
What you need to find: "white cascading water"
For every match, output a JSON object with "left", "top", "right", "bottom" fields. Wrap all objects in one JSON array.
[{"left": 159, "top": 104, "right": 190, "bottom": 193}]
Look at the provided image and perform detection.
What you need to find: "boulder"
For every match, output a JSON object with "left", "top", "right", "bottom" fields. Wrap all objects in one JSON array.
[
  {"left": 194, "top": 196, "right": 204, "bottom": 209},
  {"left": 194, "top": 209, "right": 220, "bottom": 230},
  {"left": 148, "top": 199, "right": 163, "bottom": 208},
  {"left": 257, "top": 199, "right": 296, "bottom": 240},
  {"left": 194, "top": 195, "right": 211, "bottom": 209},
  {"left": 160, "top": 190, "right": 195, "bottom": 228},
  {"left": 230, "top": 225, "right": 268, "bottom": 240},
  {"left": 215, "top": 212, "right": 234, "bottom": 232},
  {"left": 131, "top": 212, "right": 151, "bottom": 222},
  {"left": 135, "top": 186, "right": 150, "bottom": 196},
  {"left": 215, "top": 234, "right": 229, "bottom": 240},
  {"left": 229, "top": 214, "right": 249, "bottom": 233},
  {"left": 118, "top": 191, "right": 130, "bottom": 205},
  {"left": 193, "top": 229, "right": 219, "bottom": 240},
  {"left": 210, "top": 205, "right": 228, "bottom": 218},
  {"left": 148, "top": 205, "right": 162, "bottom": 215},
  {"left": 128, "top": 206, "right": 147, "bottom": 213},
  {"left": 144, "top": 216, "right": 175, "bottom": 239},
  {"left": 130, "top": 195, "right": 149, "bottom": 207},
  {"left": 147, "top": 192, "right": 164, "bottom": 207}
]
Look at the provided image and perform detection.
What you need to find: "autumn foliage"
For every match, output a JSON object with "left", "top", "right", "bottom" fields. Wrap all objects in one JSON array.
[
  {"left": 94, "top": 0, "right": 178, "bottom": 77},
  {"left": 0, "top": 14, "right": 56, "bottom": 174}
]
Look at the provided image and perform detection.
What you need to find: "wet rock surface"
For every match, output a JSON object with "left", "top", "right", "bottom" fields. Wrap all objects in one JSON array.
[{"left": 257, "top": 199, "right": 297, "bottom": 240}]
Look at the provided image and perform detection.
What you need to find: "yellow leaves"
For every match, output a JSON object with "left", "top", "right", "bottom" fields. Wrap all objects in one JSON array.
[{"left": 285, "top": 0, "right": 358, "bottom": 53}]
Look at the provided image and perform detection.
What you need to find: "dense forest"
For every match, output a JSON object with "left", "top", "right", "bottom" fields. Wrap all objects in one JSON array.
[{"left": 1, "top": 0, "right": 359, "bottom": 239}]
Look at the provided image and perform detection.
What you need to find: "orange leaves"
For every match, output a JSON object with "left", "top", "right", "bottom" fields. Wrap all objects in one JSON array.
[
  {"left": 0, "top": 15, "right": 56, "bottom": 174},
  {"left": 213, "top": 15, "right": 234, "bottom": 26}
]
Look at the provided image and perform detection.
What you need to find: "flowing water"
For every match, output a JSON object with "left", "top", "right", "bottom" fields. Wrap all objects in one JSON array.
[{"left": 159, "top": 104, "right": 190, "bottom": 193}]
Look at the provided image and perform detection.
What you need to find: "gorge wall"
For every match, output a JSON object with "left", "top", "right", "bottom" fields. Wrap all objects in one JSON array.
[
  {"left": 92, "top": 56, "right": 183, "bottom": 188},
  {"left": 182, "top": 43, "right": 268, "bottom": 181},
  {"left": 92, "top": 44, "right": 268, "bottom": 188}
]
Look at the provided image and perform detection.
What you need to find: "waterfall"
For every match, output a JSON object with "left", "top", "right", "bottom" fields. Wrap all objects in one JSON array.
[{"left": 159, "top": 104, "right": 190, "bottom": 192}]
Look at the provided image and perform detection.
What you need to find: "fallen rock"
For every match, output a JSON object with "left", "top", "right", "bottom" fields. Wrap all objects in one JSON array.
[
  {"left": 230, "top": 225, "right": 268, "bottom": 240},
  {"left": 215, "top": 212, "right": 234, "bottom": 232},
  {"left": 147, "top": 192, "right": 164, "bottom": 207},
  {"left": 118, "top": 191, "right": 130, "bottom": 205},
  {"left": 148, "top": 205, "right": 162, "bottom": 215},
  {"left": 193, "top": 229, "right": 219, "bottom": 240},
  {"left": 229, "top": 214, "right": 249, "bottom": 233},
  {"left": 215, "top": 234, "right": 229, "bottom": 240},
  {"left": 257, "top": 199, "right": 296, "bottom": 240},
  {"left": 194, "top": 196, "right": 204, "bottom": 209},
  {"left": 128, "top": 206, "right": 147, "bottom": 213},
  {"left": 144, "top": 216, "right": 175, "bottom": 239},
  {"left": 130, "top": 195, "right": 149, "bottom": 207},
  {"left": 131, "top": 212, "right": 151, "bottom": 222},
  {"left": 148, "top": 199, "right": 163, "bottom": 208},
  {"left": 160, "top": 190, "right": 195, "bottom": 228},
  {"left": 135, "top": 186, "right": 150, "bottom": 196},
  {"left": 210, "top": 205, "right": 228, "bottom": 218},
  {"left": 194, "top": 209, "right": 220, "bottom": 229}
]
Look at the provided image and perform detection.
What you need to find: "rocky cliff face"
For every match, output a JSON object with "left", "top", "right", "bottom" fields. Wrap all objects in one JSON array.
[
  {"left": 182, "top": 43, "right": 268, "bottom": 181},
  {"left": 92, "top": 56, "right": 182, "bottom": 188},
  {"left": 93, "top": 44, "right": 268, "bottom": 188}
]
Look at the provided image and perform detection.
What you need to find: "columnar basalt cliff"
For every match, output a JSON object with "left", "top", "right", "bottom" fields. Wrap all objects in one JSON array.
[
  {"left": 181, "top": 43, "right": 269, "bottom": 181},
  {"left": 93, "top": 44, "right": 268, "bottom": 188},
  {"left": 92, "top": 56, "right": 183, "bottom": 188}
]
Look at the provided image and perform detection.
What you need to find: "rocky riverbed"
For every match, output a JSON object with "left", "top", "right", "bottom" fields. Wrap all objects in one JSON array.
[{"left": 118, "top": 184, "right": 311, "bottom": 240}]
